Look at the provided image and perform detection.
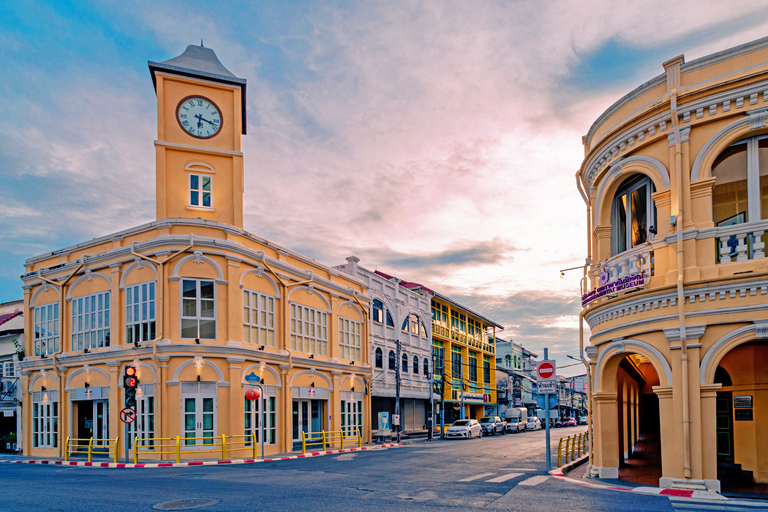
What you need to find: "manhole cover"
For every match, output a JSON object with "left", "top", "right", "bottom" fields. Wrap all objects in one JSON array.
[{"left": 153, "top": 498, "right": 220, "bottom": 510}]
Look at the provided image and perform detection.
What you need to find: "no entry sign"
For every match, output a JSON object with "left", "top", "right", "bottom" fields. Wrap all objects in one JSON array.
[
  {"left": 120, "top": 408, "right": 136, "bottom": 424},
  {"left": 537, "top": 360, "right": 556, "bottom": 381}
]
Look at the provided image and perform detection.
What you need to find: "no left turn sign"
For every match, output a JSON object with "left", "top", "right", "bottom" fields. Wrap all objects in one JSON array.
[
  {"left": 537, "top": 360, "right": 556, "bottom": 381},
  {"left": 120, "top": 408, "right": 136, "bottom": 424}
]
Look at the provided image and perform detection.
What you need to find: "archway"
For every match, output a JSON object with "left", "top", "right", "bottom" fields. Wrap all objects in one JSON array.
[
  {"left": 712, "top": 340, "right": 768, "bottom": 491},
  {"left": 594, "top": 344, "right": 666, "bottom": 482},
  {"left": 615, "top": 354, "right": 662, "bottom": 485}
]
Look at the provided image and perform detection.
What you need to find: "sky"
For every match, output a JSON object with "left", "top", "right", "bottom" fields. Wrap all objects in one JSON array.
[{"left": 2, "top": 1, "right": 768, "bottom": 376}]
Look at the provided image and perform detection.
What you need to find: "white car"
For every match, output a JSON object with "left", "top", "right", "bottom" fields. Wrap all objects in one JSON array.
[
  {"left": 526, "top": 417, "right": 542, "bottom": 431},
  {"left": 445, "top": 419, "right": 482, "bottom": 439}
]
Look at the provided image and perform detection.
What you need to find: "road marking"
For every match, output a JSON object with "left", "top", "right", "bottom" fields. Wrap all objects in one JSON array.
[
  {"left": 486, "top": 472, "right": 523, "bottom": 483},
  {"left": 499, "top": 468, "right": 536, "bottom": 471},
  {"left": 671, "top": 504, "right": 763, "bottom": 511},
  {"left": 459, "top": 473, "right": 496, "bottom": 482},
  {"left": 518, "top": 475, "right": 549, "bottom": 486}
]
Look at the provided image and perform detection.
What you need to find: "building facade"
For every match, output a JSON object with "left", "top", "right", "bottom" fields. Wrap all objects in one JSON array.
[
  {"left": 578, "top": 37, "right": 768, "bottom": 491},
  {"left": 334, "top": 258, "right": 433, "bottom": 434},
  {"left": 19, "top": 45, "right": 371, "bottom": 460},
  {"left": 431, "top": 293, "right": 502, "bottom": 424},
  {"left": 0, "top": 300, "right": 23, "bottom": 452}
]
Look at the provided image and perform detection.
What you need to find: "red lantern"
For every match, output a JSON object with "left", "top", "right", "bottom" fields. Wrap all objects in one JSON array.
[{"left": 245, "top": 388, "right": 261, "bottom": 401}]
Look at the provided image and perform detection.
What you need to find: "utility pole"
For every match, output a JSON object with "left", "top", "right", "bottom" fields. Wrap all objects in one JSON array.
[
  {"left": 440, "top": 362, "right": 445, "bottom": 439},
  {"left": 544, "top": 348, "right": 551, "bottom": 473},
  {"left": 395, "top": 338, "right": 401, "bottom": 442},
  {"left": 459, "top": 354, "right": 465, "bottom": 419},
  {"left": 428, "top": 355, "right": 433, "bottom": 441}
]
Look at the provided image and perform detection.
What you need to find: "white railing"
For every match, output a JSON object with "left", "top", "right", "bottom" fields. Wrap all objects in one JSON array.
[
  {"left": 715, "top": 219, "right": 768, "bottom": 263},
  {"left": 582, "top": 248, "right": 652, "bottom": 306}
]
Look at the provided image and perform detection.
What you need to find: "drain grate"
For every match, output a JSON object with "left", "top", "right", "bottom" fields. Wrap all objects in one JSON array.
[{"left": 153, "top": 498, "right": 221, "bottom": 510}]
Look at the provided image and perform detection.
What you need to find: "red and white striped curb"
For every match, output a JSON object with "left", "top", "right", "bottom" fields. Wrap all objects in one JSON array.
[
  {"left": 0, "top": 443, "right": 402, "bottom": 469},
  {"left": 549, "top": 455, "right": 727, "bottom": 501}
]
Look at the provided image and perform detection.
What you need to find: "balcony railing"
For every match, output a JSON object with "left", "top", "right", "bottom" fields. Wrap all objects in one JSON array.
[
  {"left": 583, "top": 248, "right": 652, "bottom": 306},
  {"left": 715, "top": 219, "right": 768, "bottom": 263}
]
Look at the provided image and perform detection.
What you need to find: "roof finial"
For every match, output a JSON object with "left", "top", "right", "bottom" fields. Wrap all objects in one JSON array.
[{"left": 201, "top": 39, "right": 204, "bottom": 47}]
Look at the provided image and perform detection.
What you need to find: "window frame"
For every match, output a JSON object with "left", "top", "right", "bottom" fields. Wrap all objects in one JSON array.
[
  {"left": 128, "top": 384, "right": 155, "bottom": 451},
  {"left": 372, "top": 299, "right": 384, "bottom": 324},
  {"left": 71, "top": 290, "right": 111, "bottom": 352},
  {"left": 244, "top": 388, "right": 277, "bottom": 446},
  {"left": 180, "top": 279, "right": 217, "bottom": 340},
  {"left": 412, "top": 355, "right": 419, "bottom": 374},
  {"left": 32, "top": 391, "right": 58, "bottom": 448},
  {"left": 126, "top": 281, "right": 156, "bottom": 346},
  {"left": 611, "top": 175, "right": 656, "bottom": 256},
  {"left": 189, "top": 173, "right": 213, "bottom": 209},
  {"left": 242, "top": 288, "right": 276, "bottom": 347},
  {"left": 339, "top": 318, "right": 362, "bottom": 361},
  {"left": 290, "top": 303, "right": 328, "bottom": 356},
  {"left": 33, "top": 303, "right": 59, "bottom": 357},
  {"left": 388, "top": 350, "right": 396, "bottom": 371},
  {"left": 375, "top": 347, "right": 383, "bottom": 368},
  {"left": 402, "top": 353, "right": 408, "bottom": 373}
]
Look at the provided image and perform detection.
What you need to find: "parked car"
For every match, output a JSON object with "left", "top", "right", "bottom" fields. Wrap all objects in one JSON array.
[
  {"left": 479, "top": 416, "right": 506, "bottom": 436},
  {"left": 578, "top": 416, "right": 588, "bottom": 425},
  {"left": 563, "top": 417, "right": 577, "bottom": 427},
  {"left": 526, "top": 417, "right": 542, "bottom": 431},
  {"left": 446, "top": 419, "right": 482, "bottom": 439}
]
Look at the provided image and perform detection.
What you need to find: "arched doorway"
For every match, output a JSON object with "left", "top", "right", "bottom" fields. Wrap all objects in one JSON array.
[
  {"left": 615, "top": 353, "right": 662, "bottom": 485},
  {"left": 593, "top": 342, "right": 669, "bottom": 482},
  {"left": 713, "top": 340, "right": 768, "bottom": 492}
]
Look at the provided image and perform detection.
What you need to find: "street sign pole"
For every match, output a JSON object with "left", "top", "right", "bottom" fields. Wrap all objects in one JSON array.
[{"left": 544, "top": 348, "right": 551, "bottom": 473}]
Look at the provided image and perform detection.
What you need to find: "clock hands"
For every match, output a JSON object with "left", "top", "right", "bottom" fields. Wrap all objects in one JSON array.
[{"left": 195, "top": 113, "right": 218, "bottom": 128}]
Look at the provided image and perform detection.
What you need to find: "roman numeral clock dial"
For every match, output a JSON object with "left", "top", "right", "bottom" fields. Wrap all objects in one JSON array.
[{"left": 175, "top": 95, "right": 222, "bottom": 139}]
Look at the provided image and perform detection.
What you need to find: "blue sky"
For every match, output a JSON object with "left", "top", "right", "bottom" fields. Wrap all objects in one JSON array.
[{"left": 2, "top": 0, "right": 768, "bottom": 375}]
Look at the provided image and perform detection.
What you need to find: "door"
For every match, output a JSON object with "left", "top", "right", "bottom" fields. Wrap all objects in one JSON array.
[
  {"left": 93, "top": 400, "right": 109, "bottom": 447},
  {"left": 293, "top": 400, "right": 310, "bottom": 442},
  {"left": 716, "top": 392, "right": 734, "bottom": 463},
  {"left": 310, "top": 400, "right": 323, "bottom": 433},
  {"left": 181, "top": 386, "right": 216, "bottom": 446}
]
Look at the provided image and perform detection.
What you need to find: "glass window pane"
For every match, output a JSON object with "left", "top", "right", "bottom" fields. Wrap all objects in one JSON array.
[
  {"left": 182, "top": 280, "right": 197, "bottom": 298},
  {"left": 631, "top": 185, "right": 648, "bottom": 247},
  {"left": 199, "top": 319, "right": 216, "bottom": 339},
  {"left": 181, "top": 319, "right": 198, "bottom": 338},
  {"left": 713, "top": 142, "right": 749, "bottom": 224},
  {"left": 200, "top": 281, "right": 214, "bottom": 299}
]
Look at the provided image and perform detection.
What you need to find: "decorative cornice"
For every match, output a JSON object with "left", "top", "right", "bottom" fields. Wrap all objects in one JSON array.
[{"left": 663, "top": 325, "right": 706, "bottom": 342}]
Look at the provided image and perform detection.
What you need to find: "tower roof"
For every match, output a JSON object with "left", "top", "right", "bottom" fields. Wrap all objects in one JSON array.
[{"left": 149, "top": 45, "right": 247, "bottom": 134}]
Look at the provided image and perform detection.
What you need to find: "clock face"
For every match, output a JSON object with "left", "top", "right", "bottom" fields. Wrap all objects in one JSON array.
[{"left": 176, "top": 96, "right": 223, "bottom": 139}]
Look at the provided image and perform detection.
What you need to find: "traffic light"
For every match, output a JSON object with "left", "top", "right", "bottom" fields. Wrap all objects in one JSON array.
[{"left": 124, "top": 366, "right": 139, "bottom": 409}]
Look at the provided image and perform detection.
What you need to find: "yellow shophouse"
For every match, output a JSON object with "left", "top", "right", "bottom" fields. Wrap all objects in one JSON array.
[
  {"left": 431, "top": 293, "right": 502, "bottom": 424},
  {"left": 19, "top": 44, "right": 371, "bottom": 461}
]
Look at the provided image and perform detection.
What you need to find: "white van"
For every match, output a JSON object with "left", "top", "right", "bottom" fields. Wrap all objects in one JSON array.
[{"left": 504, "top": 407, "right": 528, "bottom": 433}]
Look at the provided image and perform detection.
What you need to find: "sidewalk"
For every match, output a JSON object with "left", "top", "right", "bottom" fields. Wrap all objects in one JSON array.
[{"left": 0, "top": 442, "right": 403, "bottom": 469}]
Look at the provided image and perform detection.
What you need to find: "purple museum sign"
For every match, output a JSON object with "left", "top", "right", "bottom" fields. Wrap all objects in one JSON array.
[{"left": 581, "top": 271, "right": 648, "bottom": 307}]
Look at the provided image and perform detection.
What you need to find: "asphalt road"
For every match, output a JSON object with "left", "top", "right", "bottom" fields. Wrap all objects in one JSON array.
[{"left": 1, "top": 425, "right": 762, "bottom": 511}]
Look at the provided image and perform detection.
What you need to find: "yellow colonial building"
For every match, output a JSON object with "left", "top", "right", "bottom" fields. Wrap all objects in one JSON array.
[
  {"left": 19, "top": 45, "right": 371, "bottom": 460},
  {"left": 579, "top": 37, "right": 768, "bottom": 492},
  {"left": 431, "top": 293, "right": 502, "bottom": 424}
]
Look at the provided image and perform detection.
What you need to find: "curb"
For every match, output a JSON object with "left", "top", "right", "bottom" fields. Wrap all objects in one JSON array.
[
  {"left": 0, "top": 443, "right": 402, "bottom": 469},
  {"left": 549, "top": 456, "right": 728, "bottom": 502}
]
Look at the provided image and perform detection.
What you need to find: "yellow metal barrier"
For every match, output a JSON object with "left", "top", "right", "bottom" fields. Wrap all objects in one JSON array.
[
  {"left": 133, "top": 433, "right": 259, "bottom": 463},
  {"left": 64, "top": 436, "right": 119, "bottom": 463},
  {"left": 302, "top": 429, "right": 362, "bottom": 454},
  {"left": 557, "top": 432, "right": 589, "bottom": 467}
]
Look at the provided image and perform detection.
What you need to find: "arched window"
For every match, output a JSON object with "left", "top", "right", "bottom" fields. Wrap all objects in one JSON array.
[
  {"left": 423, "top": 358, "right": 429, "bottom": 375},
  {"left": 712, "top": 136, "right": 768, "bottom": 260},
  {"left": 413, "top": 356, "right": 419, "bottom": 374},
  {"left": 505, "top": 355, "right": 512, "bottom": 367},
  {"left": 401, "top": 318, "right": 409, "bottom": 332},
  {"left": 386, "top": 311, "right": 394, "bottom": 327},
  {"left": 388, "top": 350, "right": 396, "bottom": 370},
  {"left": 612, "top": 175, "right": 656, "bottom": 255},
  {"left": 375, "top": 347, "right": 383, "bottom": 368},
  {"left": 372, "top": 299, "right": 384, "bottom": 324},
  {"left": 402, "top": 353, "right": 408, "bottom": 373},
  {"left": 421, "top": 321, "right": 428, "bottom": 337}
]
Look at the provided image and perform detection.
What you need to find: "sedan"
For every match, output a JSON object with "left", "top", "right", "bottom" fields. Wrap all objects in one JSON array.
[
  {"left": 526, "top": 417, "right": 542, "bottom": 431},
  {"left": 445, "top": 419, "right": 482, "bottom": 439}
]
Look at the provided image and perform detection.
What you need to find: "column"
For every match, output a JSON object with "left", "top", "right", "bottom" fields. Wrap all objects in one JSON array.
[
  {"left": 654, "top": 385, "right": 676, "bottom": 484},
  {"left": 699, "top": 383, "right": 721, "bottom": 491},
  {"left": 331, "top": 370, "right": 341, "bottom": 432},
  {"left": 279, "top": 363, "right": 290, "bottom": 453},
  {"left": 106, "top": 360, "right": 122, "bottom": 458},
  {"left": 593, "top": 391, "right": 619, "bottom": 478},
  {"left": 227, "top": 357, "right": 244, "bottom": 450}
]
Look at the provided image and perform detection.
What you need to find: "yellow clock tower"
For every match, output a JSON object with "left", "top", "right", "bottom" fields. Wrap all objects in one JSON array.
[{"left": 149, "top": 45, "right": 247, "bottom": 228}]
